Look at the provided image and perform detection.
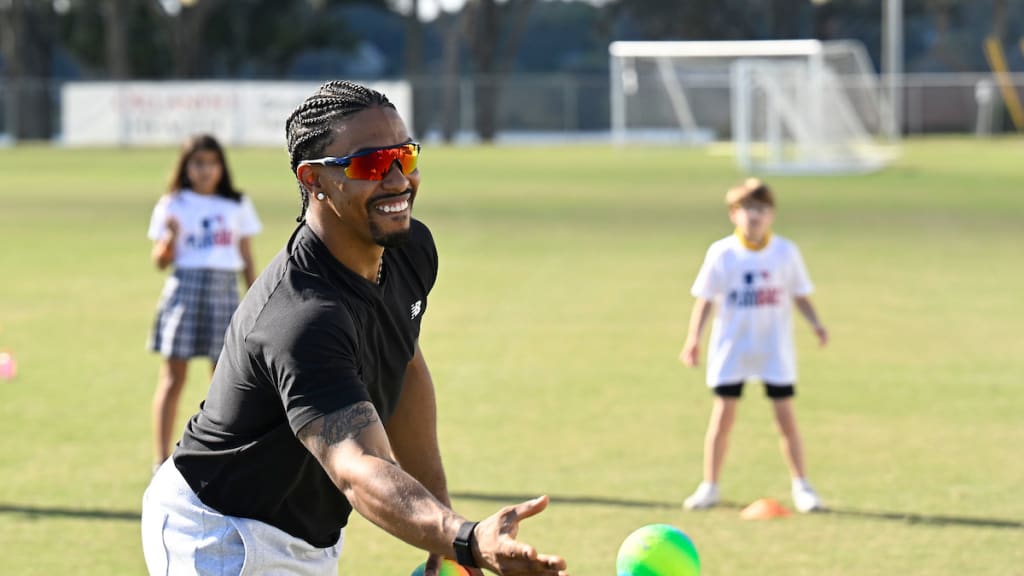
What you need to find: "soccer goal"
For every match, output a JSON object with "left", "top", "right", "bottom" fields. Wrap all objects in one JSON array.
[{"left": 609, "top": 40, "right": 897, "bottom": 174}]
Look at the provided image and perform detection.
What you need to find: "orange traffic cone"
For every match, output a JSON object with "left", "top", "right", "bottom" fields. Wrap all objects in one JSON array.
[{"left": 740, "top": 498, "right": 790, "bottom": 520}]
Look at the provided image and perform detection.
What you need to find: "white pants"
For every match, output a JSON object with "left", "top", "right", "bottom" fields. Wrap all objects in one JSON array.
[{"left": 142, "top": 461, "right": 343, "bottom": 576}]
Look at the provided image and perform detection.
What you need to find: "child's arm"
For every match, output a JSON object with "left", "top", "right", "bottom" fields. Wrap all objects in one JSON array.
[
  {"left": 150, "top": 217, "right": 179, "bottom": 270},
  {"left": 679, "top": 298, "right": 714, "bottom": 367},
  {"left": 794, "top": 296, "right": 828, "bottom": 347},
  {"left": 239, "top": 236, "right": 257, "bottom": 288}
]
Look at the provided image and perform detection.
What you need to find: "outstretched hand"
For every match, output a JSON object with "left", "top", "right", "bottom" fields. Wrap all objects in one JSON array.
[{"left": 472, "top": 496, "right": 568, "bottom": 576}]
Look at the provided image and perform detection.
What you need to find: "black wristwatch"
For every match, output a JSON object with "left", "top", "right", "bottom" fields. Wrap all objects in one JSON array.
[{"left": 453, "top": 520, "right": 480, "bottom": 568}]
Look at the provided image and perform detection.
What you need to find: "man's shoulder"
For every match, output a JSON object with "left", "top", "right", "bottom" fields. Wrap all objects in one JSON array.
[
  {"left": 276, "top": 256, "right": 356, "bottom": 323},
  {"left": 245, "top": 250, "right": 358, "bottom": 348}
]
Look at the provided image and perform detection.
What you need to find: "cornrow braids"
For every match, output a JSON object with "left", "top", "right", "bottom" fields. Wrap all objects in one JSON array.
[{"left": 285, "top": 80, "right": 395, "bottom": 222}]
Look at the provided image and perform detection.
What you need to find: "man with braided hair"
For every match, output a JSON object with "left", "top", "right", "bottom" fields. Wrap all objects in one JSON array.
[{"left": 141, "top": 80, "right": 569, "bottom": 576}]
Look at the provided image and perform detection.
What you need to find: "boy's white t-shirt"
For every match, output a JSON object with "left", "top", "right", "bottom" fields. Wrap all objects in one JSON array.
[
  {"left": 147, "top": 190, "right": 262, "bottom": 272},
  {"left": 691, "top": 234, "right": 814, "bottom": 387}
]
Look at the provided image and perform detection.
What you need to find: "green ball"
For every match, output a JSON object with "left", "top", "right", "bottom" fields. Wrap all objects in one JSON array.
[
  {"left": 409, "top": 558, "right": 471, "bottom": 576},
  {"left": 616, "top": 524, "right": 700, "bottom": 576}
]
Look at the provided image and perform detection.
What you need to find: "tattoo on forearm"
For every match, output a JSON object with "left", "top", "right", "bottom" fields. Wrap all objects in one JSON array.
[{"left": 300, "top": 402, "right": 380, "bottom": 460}]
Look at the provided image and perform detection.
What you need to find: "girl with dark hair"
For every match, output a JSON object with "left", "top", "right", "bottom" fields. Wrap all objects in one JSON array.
[{"left": 147, "top": 134, "right": 262, "bottom": 468}]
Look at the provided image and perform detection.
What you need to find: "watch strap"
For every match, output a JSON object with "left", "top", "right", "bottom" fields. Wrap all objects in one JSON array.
[{"left": 453, "top": 520, "right": 479, "bottom": 568}]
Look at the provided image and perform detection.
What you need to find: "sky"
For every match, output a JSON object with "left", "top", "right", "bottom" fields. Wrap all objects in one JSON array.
[{"left": 416, "top": 0, "right": 465, "bottom": 20}]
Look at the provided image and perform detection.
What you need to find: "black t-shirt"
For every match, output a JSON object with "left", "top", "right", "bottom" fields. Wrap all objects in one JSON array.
[{"left": 173, "top": 220, "right": 438, "bottom": 548}]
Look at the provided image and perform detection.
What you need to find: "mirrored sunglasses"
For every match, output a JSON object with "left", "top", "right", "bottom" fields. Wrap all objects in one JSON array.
[{"left": 300, "top": 142, "right": 420, "bottom": 181}]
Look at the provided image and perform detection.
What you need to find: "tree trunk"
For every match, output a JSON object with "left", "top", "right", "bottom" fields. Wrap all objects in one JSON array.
[
  {"left": 0, "top": 2, "right": 15, "bottom": 138},
  {"left": 102, "top": 0, "right": 131, "bottom": 79},
  {"left": 498, "top": 0, "right": 535, "bottom": 74},
  {"left": 769, "top": 0, "right": 802, "bottom": 39},
  {"left": 1, "top": 0, "right": 54, "bottom": 140},
  {"left": 466, "top": 0, "right": 537, "bottom": 142},
  {"left": 406, "top": 0, "right": 428, "bottom": 138},
  {"left": 146, "top": 0, "right": 221, "bottom": 78},
  {"left": 405, "top": 0, "right": 423, "bottom": 75},
  {"left": 992, "top": 0, "right": 1008, "bottom": 42},
  {"left": 172, "top": 8, "right": 200, "bottom": 77},
  {"left": 468, "top": 0, "right": 499, "bottom": 142},
  {"left": 440, "top": 12, "right": 461, "bottom": 143}
]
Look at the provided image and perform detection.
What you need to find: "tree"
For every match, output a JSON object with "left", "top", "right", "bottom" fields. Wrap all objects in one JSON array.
[
  {"left": 57, "top": 0, "right": 380, "bottom": 79},
  {"left": 605, "top": 0, "right": 758, "bottom": 40},
  {"left": 992, "top": 0, "right": 1007, "bottom": 42},
  {"left": 438, "top": 10, "right": 463, "bottom": 142},
  {"left": 0, "top": 0, "right": 56, "bottom": 140},
  {"left": 144, "top": 0, "right": 226, "bottom": 78},
  {"left": 769, "top": 0, "right": 804, "bottom": 39},
  {"left": 405, "top": 0, "right": 423, "bottom": 77},
  {"left": 401, "top": 0, "right": 431, "bottom": 137},
  {"left": 102, "top": 0, "right": 130, "bottom": 78},
  {"left": 462, "top": 0, "right": 536, "bottom": 142}
]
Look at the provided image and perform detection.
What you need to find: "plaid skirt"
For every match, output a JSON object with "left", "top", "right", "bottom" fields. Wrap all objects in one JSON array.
[{"left": 148, "top": 268, "right": 239, "bottom": 360}]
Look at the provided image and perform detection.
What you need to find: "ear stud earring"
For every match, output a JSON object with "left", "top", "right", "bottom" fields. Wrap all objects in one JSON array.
[{"left": 316, "top": 192, "right": 325, "bottom": 200}]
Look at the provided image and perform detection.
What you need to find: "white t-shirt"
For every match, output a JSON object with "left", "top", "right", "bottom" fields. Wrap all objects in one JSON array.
[
  {"left": 691, "top": 234, "right": 814, "bottom": 387},
  {"left": 147, "top": 190, "right": 262, "bottom": 272}
]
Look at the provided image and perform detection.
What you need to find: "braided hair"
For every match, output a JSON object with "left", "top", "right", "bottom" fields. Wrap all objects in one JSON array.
[{"left": 285, "top": 80, "right": 395, "bottom": 222}]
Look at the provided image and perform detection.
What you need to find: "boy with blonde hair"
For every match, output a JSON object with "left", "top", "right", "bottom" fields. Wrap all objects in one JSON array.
[{"left": 680, "top": 178, "right": 828, "bottom": 512}]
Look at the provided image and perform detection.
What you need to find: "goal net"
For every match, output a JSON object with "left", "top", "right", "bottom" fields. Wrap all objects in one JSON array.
[{"left": 609, "top": 40, "right": 897, "bottom": 174}]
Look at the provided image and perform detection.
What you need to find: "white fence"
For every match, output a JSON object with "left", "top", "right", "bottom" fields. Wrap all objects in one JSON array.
[{"left": 60, "top": 81, "right": 412, "bottom": 146}]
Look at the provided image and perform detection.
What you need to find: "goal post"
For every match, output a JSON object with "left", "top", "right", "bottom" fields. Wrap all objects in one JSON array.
[{"left": 609, "top": 40, "right": 898, "bottom": 174}]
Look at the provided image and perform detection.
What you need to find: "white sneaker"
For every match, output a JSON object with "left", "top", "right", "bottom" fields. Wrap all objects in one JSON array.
[
  {"left": 683, "top": 482, "right": 719, "bottom": 510},
  {"left": 791, "top": 482, "right": 823, "bottom": 513}
]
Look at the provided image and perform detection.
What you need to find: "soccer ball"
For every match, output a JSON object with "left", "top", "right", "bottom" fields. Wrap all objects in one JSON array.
[
  {"left": 409, "top": 558, "right": 471, "bottom": 576},
  {"left": 616, "top": 523, "right": 700, "bottom": 576}
]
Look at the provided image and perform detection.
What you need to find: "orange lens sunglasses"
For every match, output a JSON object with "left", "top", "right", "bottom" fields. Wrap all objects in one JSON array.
[{"left": 300, "top": 142, "right": 420, "bottom": 181}]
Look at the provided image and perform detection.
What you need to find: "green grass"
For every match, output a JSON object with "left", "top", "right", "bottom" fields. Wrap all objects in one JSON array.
[{"left": 0, "top": 137, "right": 1022, "bottom": 575}]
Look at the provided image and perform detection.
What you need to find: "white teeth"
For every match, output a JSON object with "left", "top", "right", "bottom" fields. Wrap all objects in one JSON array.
[{"left": 378, "top": 199, "right": 409, "bottom": 214}]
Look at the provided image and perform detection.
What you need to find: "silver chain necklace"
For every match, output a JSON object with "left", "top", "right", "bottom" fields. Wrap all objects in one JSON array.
[{"left": 376, "top": 253, "right": 384, "bottom": 285}]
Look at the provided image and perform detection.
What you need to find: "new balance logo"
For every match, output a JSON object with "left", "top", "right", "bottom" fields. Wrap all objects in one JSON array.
[{"left": 410, "top": 300, "right": 422, "bottom": 320}]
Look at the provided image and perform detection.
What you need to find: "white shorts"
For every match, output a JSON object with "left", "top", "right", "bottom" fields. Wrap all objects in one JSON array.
[{"left": 142, "top": 460, "right": 343, "bottom": 576}]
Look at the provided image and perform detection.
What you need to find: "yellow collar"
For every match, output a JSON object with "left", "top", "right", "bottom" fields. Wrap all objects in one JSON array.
[{"left": 734, "top": 229, "right": 772, "bottom": 251}]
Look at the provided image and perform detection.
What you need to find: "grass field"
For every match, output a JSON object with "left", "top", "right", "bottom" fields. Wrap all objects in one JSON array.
[{"left": 0, "top": 137, "right": 1022, "bottom": 575}]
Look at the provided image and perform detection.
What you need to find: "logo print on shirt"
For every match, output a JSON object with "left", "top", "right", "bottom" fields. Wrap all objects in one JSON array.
[
  {"left": 184, "top": 214, "right": 233, "bottom": 249},
  {"left": 410, "top": 300, "right": 422, "bottom": 320},
  {"left": 729, "top": 270, "right": 779, "bottom": 307}
]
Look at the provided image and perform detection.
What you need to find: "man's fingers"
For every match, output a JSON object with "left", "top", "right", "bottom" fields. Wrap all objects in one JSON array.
[
  {"left": 502, "top": 556, "right": 569, "bottom": 576},
  {"left": 535, "top": 554, "right": 567, "bottom": 570},
  {"left": 511, "top": 495, "right": 549, "bottom": 523},
  {"left": 503, "top": 541, "right": 537, "bottom": 561}
]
